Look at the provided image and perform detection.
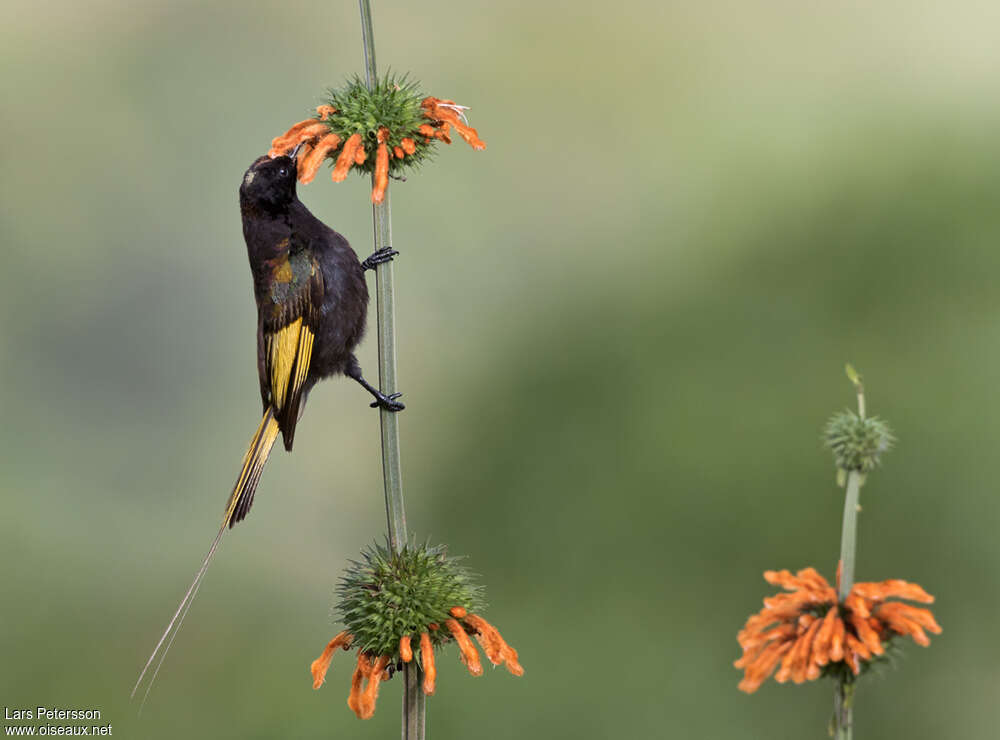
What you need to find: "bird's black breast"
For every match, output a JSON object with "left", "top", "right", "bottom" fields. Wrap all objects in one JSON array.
[{"left": 286, "top": 202, "right": 369, "bottom": 381}]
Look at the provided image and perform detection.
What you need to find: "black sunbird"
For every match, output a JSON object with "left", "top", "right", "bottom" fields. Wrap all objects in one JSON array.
[{"left": 133, "top": 152, "right": 400, "bottom": 704}]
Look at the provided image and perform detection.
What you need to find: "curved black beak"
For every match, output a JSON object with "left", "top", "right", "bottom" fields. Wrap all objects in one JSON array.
[{"left": 289, "top": 142, "right": 305, "bottom": 163}]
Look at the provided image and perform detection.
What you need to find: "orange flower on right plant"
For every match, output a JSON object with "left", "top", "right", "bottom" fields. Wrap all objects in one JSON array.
[{"left": 735, "top": 566, "right": 941, "bottom": 693}]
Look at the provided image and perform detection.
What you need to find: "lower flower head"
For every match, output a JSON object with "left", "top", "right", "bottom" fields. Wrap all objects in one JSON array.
[
  {"left": 735, "top": 566, "right": 940, "bottom": 693},
  {"left": 310, "top": 542, "right": 522, "bottom": 719}
]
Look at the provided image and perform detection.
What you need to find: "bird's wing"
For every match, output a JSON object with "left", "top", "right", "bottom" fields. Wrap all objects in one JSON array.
[{"left": 258, "top": 248, "right": 324, "bottom": 449}]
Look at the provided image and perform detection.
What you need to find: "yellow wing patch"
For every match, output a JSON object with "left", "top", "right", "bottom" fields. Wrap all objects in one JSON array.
[
  {"left": 294, "top": 324, "right": 314, "bottom": 392},
  {"left": 265, "top": 318, "right": 315, "bottom": 412}
]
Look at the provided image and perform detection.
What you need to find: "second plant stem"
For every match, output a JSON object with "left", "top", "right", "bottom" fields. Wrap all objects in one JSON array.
[{"left": 834, "top": 468, "right": 862, "bottom": 740}]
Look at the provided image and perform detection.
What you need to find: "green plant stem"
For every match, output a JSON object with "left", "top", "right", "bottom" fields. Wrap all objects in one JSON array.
[
  {"left": 835, "top": 469, "right": 862, "bottom": 738},
  {"left": 838, "top": 471, "right": 861, "bottom": 601},
  {"left": 371, "top": 189, "right": 407, "bottom": 550},
  {"left": 834, "top": 681, "right": 854, "bottom": 740},
  {"left": 833, "top": 367, "right": 868, "bottom": 739},
  {"left": 357, "top": 2, "right": 423, "bottom": 738}
]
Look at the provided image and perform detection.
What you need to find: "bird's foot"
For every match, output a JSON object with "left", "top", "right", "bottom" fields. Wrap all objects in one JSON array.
[
  {"left": 370, "top": 391, "right": 405, "bottom": 412},
  {"left": 361, "top": 247, "right": 399, "bottom": 271}
]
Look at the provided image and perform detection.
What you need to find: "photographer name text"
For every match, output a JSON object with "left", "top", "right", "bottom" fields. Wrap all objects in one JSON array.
[{"left": 5, "top": 710, "right": 100, "bottom": 722}]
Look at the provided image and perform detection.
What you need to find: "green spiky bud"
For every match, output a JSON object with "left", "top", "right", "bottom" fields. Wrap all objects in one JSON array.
[
  {"left": 823, "top": 410, "right": 894, "bottom": 475},
  {"left": 337, "top": 542, "right": 485, "bottom": 661},
  {"left": 320, "top": 74, "right": 433, "bottom": 177}
]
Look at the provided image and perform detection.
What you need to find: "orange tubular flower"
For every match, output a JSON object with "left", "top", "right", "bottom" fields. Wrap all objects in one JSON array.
[
  {"left": 357, "top": 655, "right": 389, "bottom": 720},
  {"left": 735, "top": 567, "right": 940, "bottom": 693},
  {"left": 421, "top": 97, "right": 486, "bottom": 150},
  {"left": 298, "top": 133, "right": 342, "bottom": 184},
  {"left": 371, "top": 128, "right": 390, "bottom": 204},
  {"left": 346, "top": 651, "right": 371, "bottom": 716},
  {"left": 420, "top": 632, "right": 436, "bottom": 695},
  {"left": 332, "top": 133, "right": 363, "bottom": 183},
  {"left": 399, "top": 635, "right": 413, "bottom": 663},
  {"left": 311, "top": 608, "right": 521, "bottom": 719},
  {"left": 445, "top": 619, "right": 483, "bottom": 676},
  {"left": 464, "top": 613, "right": 524, "bottom": 675},
  {"left": 269, "top": 120, "right": 329, "bottom": 159},
  {"left": 310, "top": 631, "right": 353, "bottom": 689}
]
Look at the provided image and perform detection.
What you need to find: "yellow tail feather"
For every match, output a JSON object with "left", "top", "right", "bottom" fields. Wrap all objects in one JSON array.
[
  {"left": 227, "top": 408, "right": 281, "bottom": 527},
  {"left": 132, "top": 407, "right": 280, "bottom": 711}
]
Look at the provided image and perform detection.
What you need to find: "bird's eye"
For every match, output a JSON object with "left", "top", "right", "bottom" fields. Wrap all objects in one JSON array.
[{"left": 278, "top": 167, "right": 288, "bottom": 177}]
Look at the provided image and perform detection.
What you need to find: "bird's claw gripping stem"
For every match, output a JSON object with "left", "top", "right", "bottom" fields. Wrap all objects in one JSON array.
[
  {"left": 362, "top": 247, "right": 399, "bottom": 271},
  {"left": 346, "top": 367, "right": 403, "bottom": 411},
  {"left": 370, "top": 391, "right": 405, "bottom": 412}
]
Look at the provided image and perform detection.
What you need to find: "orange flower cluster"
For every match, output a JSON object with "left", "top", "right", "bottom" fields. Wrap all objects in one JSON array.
[
  {"left": 310, "top": 607, "right": 522, "bottom": 719},
  {"left": 418, "top": 97, "right": 486, "bottom": 150},
  {"left": 268, "top": 97, "right": 485, "bottom": 205},
  {"left": 735, "top": 567, "right": 940, "bottom": 693}
]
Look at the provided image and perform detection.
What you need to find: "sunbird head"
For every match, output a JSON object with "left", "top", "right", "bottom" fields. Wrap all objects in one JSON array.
[{"left": 240, "top": 154, "right": 298, "bottom": 211}]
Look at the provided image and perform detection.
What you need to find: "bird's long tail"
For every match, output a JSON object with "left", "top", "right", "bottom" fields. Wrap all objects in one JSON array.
[{"left": 131, "top": 408, "right": 280, "bottom": 710}]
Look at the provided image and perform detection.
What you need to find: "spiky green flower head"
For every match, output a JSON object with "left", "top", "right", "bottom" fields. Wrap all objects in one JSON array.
[
  {"left": 824, "top": 410, "right": 894, "bottom": 477},
  {"left": 337, "top": 541, "right": 485, "bottom": 661},
  {"left": 321, "top": 74, "right": 435, "bottom": 177}
]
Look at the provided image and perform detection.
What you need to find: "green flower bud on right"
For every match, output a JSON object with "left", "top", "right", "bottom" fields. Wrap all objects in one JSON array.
[{"left": 823, "top": 410, "right": 894, "bottom": 474}]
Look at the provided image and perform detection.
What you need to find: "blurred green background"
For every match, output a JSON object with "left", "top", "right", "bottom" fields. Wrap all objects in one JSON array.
[{"left": 2, "top": 0, "right": 997, "bottom": 737}]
